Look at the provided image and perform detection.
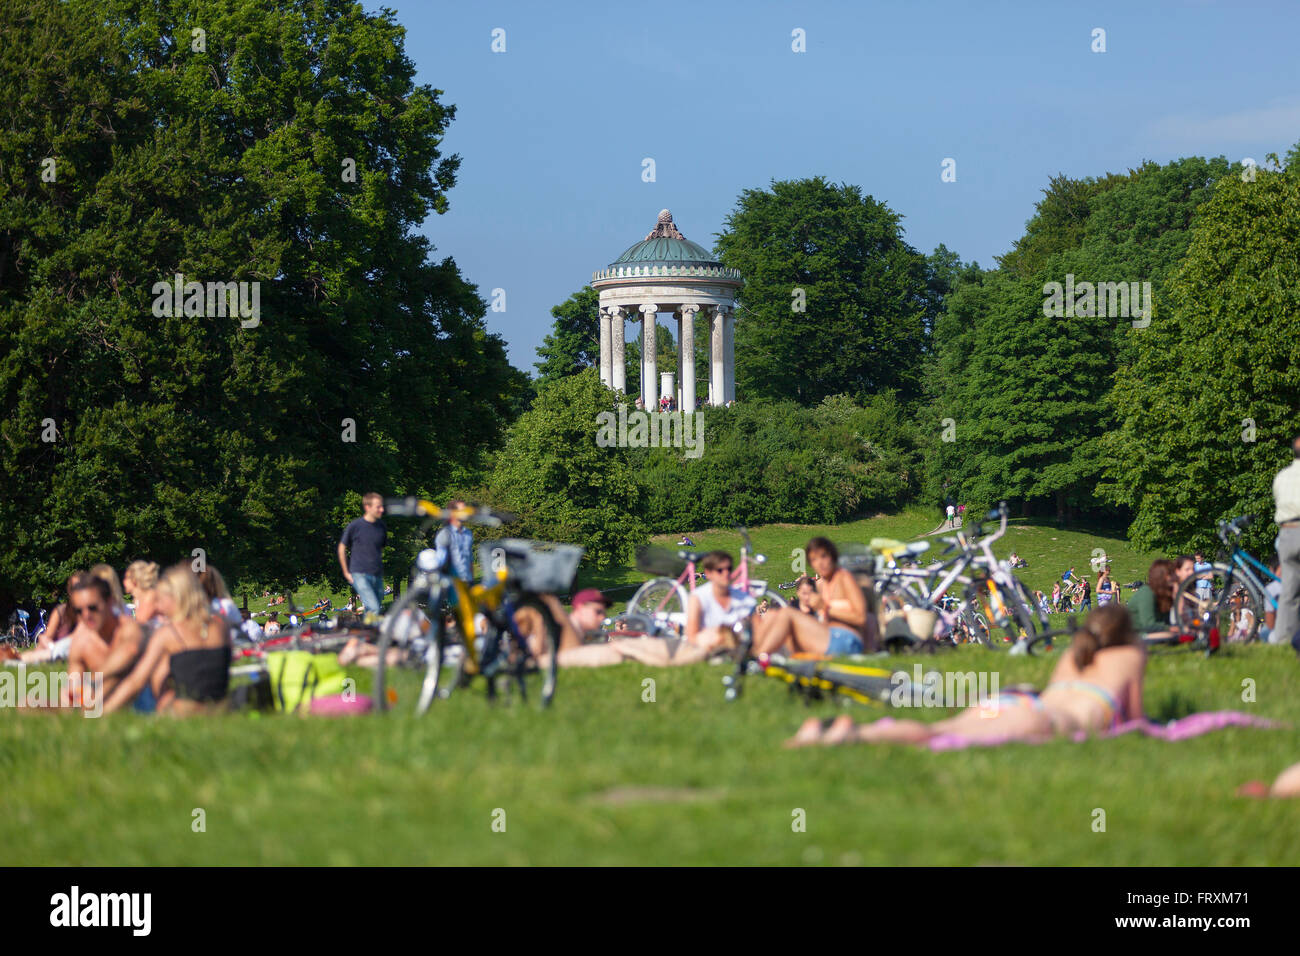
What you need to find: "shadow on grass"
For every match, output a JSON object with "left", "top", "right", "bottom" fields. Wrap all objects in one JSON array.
[{"left": 1146, "top": 688, "right": 1203, "bottom": 723}]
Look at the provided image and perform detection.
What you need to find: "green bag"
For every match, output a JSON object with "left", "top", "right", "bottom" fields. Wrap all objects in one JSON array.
[{"left": 266, "top": 651, "right": 347, "bottom": 713}]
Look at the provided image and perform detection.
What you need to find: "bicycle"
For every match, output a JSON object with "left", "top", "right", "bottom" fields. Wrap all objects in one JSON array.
[
  {"left": 626, "top": 526, "right": 787, "bottom": 632},
  {"left": 2, "top": 609, "right": 32, "bottom": 649},
  {"left": 872, "top": 503, "right": 1042, "bottom": 649},
  {"left": 372, "top": 497, "right": 581, "bottom": 713},
  {"left": 1173, "top": 515, "right": 1279, "bottom": 645}
]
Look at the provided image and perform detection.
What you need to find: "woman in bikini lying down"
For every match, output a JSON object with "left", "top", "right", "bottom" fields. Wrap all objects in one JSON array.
[{"left": 787, "top": 603, "right": 1146, "bottom": 747}]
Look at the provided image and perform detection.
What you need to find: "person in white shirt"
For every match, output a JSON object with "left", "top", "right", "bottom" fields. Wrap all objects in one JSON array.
[
  {"left": 684, "top": 551, "right": 756, "bottom": 651},
  {"left": 946, "top": 503, "right": 956, "bottom": 529},
  {"left": 1272, "top": 435, "right": 1300, "bottom": 653}
]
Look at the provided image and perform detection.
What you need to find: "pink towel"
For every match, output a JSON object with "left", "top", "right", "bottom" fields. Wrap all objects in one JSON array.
[{"left": 925, "top": 711, "right": 1283, "bottom": 752}]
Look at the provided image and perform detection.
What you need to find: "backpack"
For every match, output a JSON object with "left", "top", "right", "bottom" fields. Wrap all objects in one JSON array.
[{"left": 266, "top": 651, "right": 348, "bottom": 714}]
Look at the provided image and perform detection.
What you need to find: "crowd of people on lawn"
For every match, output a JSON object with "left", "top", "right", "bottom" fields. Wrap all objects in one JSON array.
[{"left": 4, "top": 433, "right": 1300, "bottom": 798}]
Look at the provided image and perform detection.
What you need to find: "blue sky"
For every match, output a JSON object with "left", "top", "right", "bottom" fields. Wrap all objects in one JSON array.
[{"left": 391, "top": 0, "right": 1300, "bottom": 369}]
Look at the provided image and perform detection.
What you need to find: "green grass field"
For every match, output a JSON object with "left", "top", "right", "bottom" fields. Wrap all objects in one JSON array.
[{"left": 3, "top": 512, "right": 1299, "bottom": 865}]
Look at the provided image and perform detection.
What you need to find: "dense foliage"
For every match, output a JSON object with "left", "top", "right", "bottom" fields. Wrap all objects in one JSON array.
[{"left": 0, "top": 0, "right": 523, "bottom": 605}]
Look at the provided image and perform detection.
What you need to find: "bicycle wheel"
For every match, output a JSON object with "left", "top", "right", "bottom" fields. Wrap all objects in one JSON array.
[
  {"left": 627, "top": 578, "right": 687, "bottom": 631},
  {"left": 375, "top": 588, "right": 453, "bottom": 714},
  {"left": 496, "top": 594, "right": 560, "bottom": 708},
  {"left": 1174, "top": 565, "right": 1263, "bottom": 643},
  {"left": 957, "top": 588, "right": 997, "bottom": 649}
]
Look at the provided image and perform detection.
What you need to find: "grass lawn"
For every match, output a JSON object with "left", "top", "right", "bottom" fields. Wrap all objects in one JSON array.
[{"left": 4, "top": 512, "right": 1297, "bottom": 865}]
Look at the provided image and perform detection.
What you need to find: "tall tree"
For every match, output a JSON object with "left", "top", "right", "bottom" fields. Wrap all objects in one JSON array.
[
  {"left": 1100, "top": 153, "right": 1300, "bottom": 555},
  {"left": 716, "top": 177, "right": 932, "bottom": 405},
  {"left": 926, "top": 157, "right": 1233, "bottom": 519},
  {"left": 0, "top": 0, "right": 522, "bottom": 606}
]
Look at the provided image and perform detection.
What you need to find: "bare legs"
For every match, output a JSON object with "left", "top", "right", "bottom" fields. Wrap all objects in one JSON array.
[
  {"left": 752, "top": 606, "right": 831, "bottom": 655},
  {"left": 783, "top": 698, "right": 1056, "bottom": 748}
]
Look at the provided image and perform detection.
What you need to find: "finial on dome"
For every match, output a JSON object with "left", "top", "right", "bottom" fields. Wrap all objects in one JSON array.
[{"left": 645, "top": 209, "right": 685, "bottom": 241}]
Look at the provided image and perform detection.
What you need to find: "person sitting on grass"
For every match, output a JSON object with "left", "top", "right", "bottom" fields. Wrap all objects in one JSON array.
[
  {"left": 1126, "top": 559, "right": 1178, "bottom": 639},
  {"left": 795, "top": 576, "right": 817, "bottom": 614},
  {"left": 530, "top": 554, "right": 756, "bottom": 668},
  {"left": 752, "top": 537, "right": 872, "bottom": 657},
  {"left": 102, "top": 564, "right": 231, "bottom": 715},
  {"left": 787, "top": 604, "right": 1146, "bottom": 747},
  {"left": 59, "top": 576, "right": 145, "bottom": 708},
  {"left": 20, "top": 572, "right": 86, "bottom": 663},
  {"left": 93, "top": 561, "right": 167, "bottom": 708},
  {"left": 199, "top": 566, "right": 243, "bottom": 635}
]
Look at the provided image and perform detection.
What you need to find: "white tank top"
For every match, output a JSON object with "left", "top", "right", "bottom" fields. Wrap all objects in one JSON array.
[{"left": 695, "top": 586, "right": 756, "bottom": 630}]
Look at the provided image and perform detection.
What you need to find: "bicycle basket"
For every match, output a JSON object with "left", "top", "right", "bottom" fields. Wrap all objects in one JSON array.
[
  {"left": 478, "top": 539, "right": 585, "bottom": 594},
  {"left": 635, "top": 545, "right": 688, "bottom": 578}
]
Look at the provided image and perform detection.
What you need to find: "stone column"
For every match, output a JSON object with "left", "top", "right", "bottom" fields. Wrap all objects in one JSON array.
[
  {"left": 640, "top": 303, "right": 658, "bottom": 409},
  {"left": 610, "top": 307, "right": 626, "bottom": 393},
  {"left": 710, "top": 306, "right": 726, "bottom": 406},
  {"left": 724, "top": 308, "right": 736, "bottom": 403},
  {"left": 678, "top": 304, "right": 699, "bottom": 411},
  {"left": 598, "top": 308, "right": 612, "bottom": 386}
]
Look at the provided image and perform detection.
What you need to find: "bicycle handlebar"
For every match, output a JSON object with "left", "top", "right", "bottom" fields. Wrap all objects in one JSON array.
[{"left": 383, "top": 497, "right": 514, "bottom": 527}]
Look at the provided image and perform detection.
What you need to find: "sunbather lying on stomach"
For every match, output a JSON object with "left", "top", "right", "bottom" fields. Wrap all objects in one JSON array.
[{"left": 787, "top": 604, "right": 1146, "bottom": 747}]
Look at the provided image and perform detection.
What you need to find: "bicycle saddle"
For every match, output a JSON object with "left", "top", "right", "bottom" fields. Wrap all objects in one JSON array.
[
  {"left": 677, "top": 550, "right": 705, "bottom": 563},
  {"left": 870, "top": 538, "right": 930, "bottom": 558}
]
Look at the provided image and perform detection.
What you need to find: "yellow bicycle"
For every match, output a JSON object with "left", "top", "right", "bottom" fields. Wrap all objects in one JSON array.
[{"left": 373, "top": 498, "right": 583, "bottom": 713}]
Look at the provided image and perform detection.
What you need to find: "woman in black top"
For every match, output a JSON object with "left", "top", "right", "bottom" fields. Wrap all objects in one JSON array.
[{"left": 103, "top": 563, "right": 230, "bottom": 715}]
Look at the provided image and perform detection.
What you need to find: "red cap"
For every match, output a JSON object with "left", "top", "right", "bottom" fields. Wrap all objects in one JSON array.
[{"left": 571, "top": 588, "right": 609, "bottom": 609}]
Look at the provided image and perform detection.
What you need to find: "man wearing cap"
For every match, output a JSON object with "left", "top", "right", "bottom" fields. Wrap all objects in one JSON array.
[
  {"left": 1273, "top": 434, "right": 1300, "bottom": 651},
  {"left": 514, "top": 588, "right": 609, "bottom": 657}
]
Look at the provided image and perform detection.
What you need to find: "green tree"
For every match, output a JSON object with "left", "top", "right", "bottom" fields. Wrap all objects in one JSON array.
[
  {"left": 534, "top": 285, "right": 600, "bottom": 387},
  {"left": 0, "top": 0, "right": 521, "bottom": 607},
  {"left": 485, "top": 369, "right": 647, "bottom": 569},
  {"left": 925, "top": 157, "right": 1233, "bottom": 519},
  {"left": 716, "top": 177, "right": 932, "bottom": 405},
  {"left": 1100, "top": 154, "right": 1300, "bottom": 555}
]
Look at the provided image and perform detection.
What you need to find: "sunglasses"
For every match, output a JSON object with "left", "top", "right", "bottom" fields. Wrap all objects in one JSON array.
[
  {"left": 73, "top": 602, "right": 103, "bottom": 614},
  {"left": 711, "top": 566, "right": 733, "bottom": 575}
]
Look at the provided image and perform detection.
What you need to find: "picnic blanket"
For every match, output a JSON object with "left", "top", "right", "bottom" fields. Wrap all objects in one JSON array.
[{"left": 924, "top": 710, "right": 1283, "bottom": 752}]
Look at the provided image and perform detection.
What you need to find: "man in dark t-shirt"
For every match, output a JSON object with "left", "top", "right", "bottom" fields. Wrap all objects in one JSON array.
[{"left": 338, "top": 493, "right": 387, "bottom": 616}]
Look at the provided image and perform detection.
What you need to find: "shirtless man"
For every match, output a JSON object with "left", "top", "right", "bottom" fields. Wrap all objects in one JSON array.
[
  {"left": 61, "top": 577, "right": 143, "bottom": 708},
  {"left": 752, "top": 537, "right": 872, "bottom": 656}
]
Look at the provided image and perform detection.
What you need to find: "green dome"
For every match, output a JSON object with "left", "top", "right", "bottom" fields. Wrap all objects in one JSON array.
[
  {"left": 612, "top": 235, "right": 715, "bottom": 266},
  {"left": 593, "top": 209, "right": 742, "bottom": 284}
]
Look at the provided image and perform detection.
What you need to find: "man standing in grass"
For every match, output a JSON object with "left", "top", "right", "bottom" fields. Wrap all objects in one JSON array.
[
  {"left": 339, "top": 493, "right": 387, "bottom": 616},
  {"left": 1272, "top": 435, "right": 1300, "bottom": 652}
]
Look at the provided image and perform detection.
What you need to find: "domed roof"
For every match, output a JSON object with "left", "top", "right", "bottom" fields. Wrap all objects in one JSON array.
[
  {"left": 592, "top": 209, "right": 742, "bottom": 285},
  {"left": 613, "top": 235, "right": 715, "bottom": 265},
  {"left": 609, "top": 210, "right": 717, "bottom": 267}
]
